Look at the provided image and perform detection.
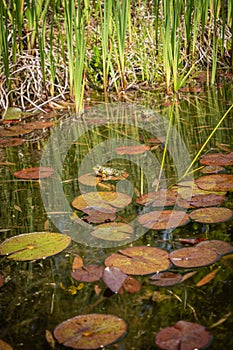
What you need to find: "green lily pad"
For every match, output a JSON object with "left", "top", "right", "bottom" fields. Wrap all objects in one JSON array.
[
  {"left": 195, "top": 174, "right": 233, "bottom": 192},
  {"left": 138, "top": 210, "right": 189, "bottom": 230},
  {"left": 72, "top": 192, "right": 132, "bottom": 213},
  {"left": 169, "top": 247, "right": 219, "bottom": 268},
  {"left": 189, "top": 207, "right": 233, "bottom": 223},
  {"left": 155, "top": 320, "right": 212, "bottom": 350},
  {"left": 105, "top": 246, "right": 170, "bottom": 275},
  {"left": 53, "top": 314, "right": 127, "bottom": 349},
  {"left": 200, "top": 152, "right": 233, "bottom": 166},
  {"left": 196, "top": 240, "right": 232, "bottom": 256},
  {"left": 14, "top": 166, "right": 54, "bottom": 179},
  {"left": 90, "top": 222, "right": 134, "bottom": 241},
  {"left": 0, "top": 232, "right": 71, "bottom": 261}
]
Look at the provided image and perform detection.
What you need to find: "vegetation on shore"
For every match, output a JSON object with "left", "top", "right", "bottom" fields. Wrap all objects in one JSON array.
[{"left": 0, "top": 0, "right": 232, "bottom": 113}]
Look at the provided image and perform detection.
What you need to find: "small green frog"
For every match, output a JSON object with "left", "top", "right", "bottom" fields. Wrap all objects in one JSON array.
[{"left": 92, "top": 164, "right": 124, "bottom": 178}]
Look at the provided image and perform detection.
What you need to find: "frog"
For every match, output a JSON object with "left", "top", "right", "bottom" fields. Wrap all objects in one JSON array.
[{"left": 92, "top": 164, "right": 125, "bottom": 178}]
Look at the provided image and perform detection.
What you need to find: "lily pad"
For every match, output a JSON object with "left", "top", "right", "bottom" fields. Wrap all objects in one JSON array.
[
  {"left": 195, "top": 174, "right": 233, "bottom": 192},
  {"left": 201, "top": 165, "right": 225, "bottom": 174},
  {"left": 71, "top": 265, "right": 104, "bottom": 282},
  {"left": 105, "top": 246, "right": 170, "bottom": 275},
  {"left": 138, "top": 210, "right": 189, "bottom": 230},
  {"left": 169, "top": 247, "right": 219, "bottom": 268},
  {"left": 102, "top": 266, "right": 127, "bottom": 292},
  {"left": 115, "top": 144, "right": 150, "bottom": 155},
  {"left": 90, "top": 222, "right": 133, "bottom": 241},
  {"left": 0, "top": 339, "right": 13, "bottom": 350},
  {"left": 0, "top": 232, "right": 71, "bottom": 261},
  {"left": 177, "top": 193, "right": 226, "bottom": 209},
  {"left": 196, "top": 240, "right": 232, "bottom": 256},
  {"left": 53, "top": 314, "right": 127, "bottom": 349},
  {"left": 25, "top": 121, "right": 55, "bottom": 130},
  {"left": 0, "top": 124, "right": 34, "bottom": 136},
  {"left": 136, "top": 188, "right": 177, "bottom": 207},
  {"left": 150, "top": 272, "right": 182, "bottom": 287},
  {"left": 3, "top": 107, "right": 22, "bottom": 120},
  {"left": 155, "top": 320, "right": 212, "bottom": 350},
  {"left": 122, "top": 276, "right": 141, "bottom": 293},
  {"left": 14, "top": 166, "right": 54, "bottom": 179},
  {"left": 72, "top": 192, "right": 132, "bottom": 213},
  {"left": 78, "top": 173, "right": 102, "bottom": 186},
  {"left": 189, "top": 207, "right": 233, "bottom": 223},
  {"left": 83, "top": 207, "right": 116, "bottom": 224},
  {"left": 200, "top": 152, "right": 233, "bottom": 166},
  {"left": 0, "top": 138, "right": 25, "bottom": 147}
]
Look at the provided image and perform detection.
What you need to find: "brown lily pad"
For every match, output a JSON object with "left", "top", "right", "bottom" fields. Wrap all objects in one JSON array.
[
  {"left": 200, "top": 152, "right": 233, "bottom": 166},
  {"left": 0, "top": 232, "right": 71, "bottom": 261},
  {"left": 90, "top": 222, "right": 133, "bottom": 241},
  {"left": 115, "top": 144, "right": 150, "bottom": 155},
  {"left": 177, "top": 193, "right": 226, "bottom": 209},
  {"left": 0, "top": 138, "right": 25, "bottom": 147},
  {"left": 54, "top": 314, "right": 127, "bottom": 349},
  {"left": 122, "top": 276, "right": 141, "bottom": 293},
  {"left": 0, "top": 124, "right": 34, "bottom": 136},
  {"left": 155, "top": 320, "right": 212, "bottom": 350},
  {"left": 136, "top": 188, "right": 178, "bottom": 207},
  {"left": 189, "top": 207, "right": 233, "bottom": 224},
  {"left": 150, "top": 272, "right": 183, "bottom": 287},
  {"left": 196, "top": 240, "right": 232, "bottom": 256},
  {"left": 71, "top": 265, "right": 104, "bottom": 282},
  {"left": 72, "top": 192, "right": 132, "bottom": 213},
  {"left": 83, "top": 207, "right": 116, "bottom": 223},
  {"left": 195, "top": 174, "right": 233, "bottom": 192},
  {"left": 201, "top": 165, "right": 225, "bottom": 174},
  {"left": 102, "top": 266, "right": 127, "bottom": 293},
  {"left": 0, "top": 339, "right": 13, "bottom": 350},
  {"left": 169, "top": 247, "right": 219, "bottom": 268},
  {"left": 78, "top": 173, "right": 102, "bottom": 186},
  {"left": 105, "top": 246, "right": 170, "bottom": 275},
  {"left": 138, "top": 210, "right": 190, "bottom": 230},
  {"left": 25, "top": 121, "right": 55, "bottom": 130},
  {"left": 14, "top": 166, "right": 54, "bottom": 179}
]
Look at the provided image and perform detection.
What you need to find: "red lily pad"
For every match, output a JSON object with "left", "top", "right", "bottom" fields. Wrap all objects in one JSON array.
[
  {"left": 177, "top": 193, "right": 226, "bottom": 209},
  {"left": 0, "top": 138, "right": 25, "bottom": 147},
  {"left": 115, "top": 144, "right": 150, "bottom": 155},
  {"left": 138, "top": 210, "right": 189, "bottom": 230},
  {"left": 78, "top": 173, "right": 102, "bottom": 186},
  {"left": 196, "top": 240, "right": 232, "bottom": 256},
  {"left": 200, "top": 152, "right": 233, "bottom": 166},
  {"left": 155, "top": 320, "right": 212, "bottom": 350},
  {"left": 83, "top": 207, "right": 116, "bottom": 223},
  {"left": 54, "top": 314, "right": 127, "bottom": 349},
  {"left": 169, "top": 247, "right": 219, "bottom": 268},
  {"left": 0, "top": 232, "right": 71, "bottom": 261},
  {"left": 102, "top": 266, "right": 127, "bottom": 292},
  {"left": 71, "top": 265, "right": 104, "bottom": 282},
  {"left": 90, "top": 222, "right": 133, "bottom": 241},
  {"left": 150, "top": 272, "right": 182, "bottom": 287},
  {"left": 14, "top": 166, "right": 54, "bottom": 179},
  {"left": 189, "top": 207, "right": 233, "bottom": 223},
  {"left": 136, "top": 188, "right": 177, "bottom": 207},
  {"left": 122, "top": 276, "right": 141, "bottom": 293},
  {"left": 105, "top": 246, "right": 170, "bottom": 275},
  {"left": 201, "top": 165, "right": 225, "bottom": 174},
  {"left": 72, "top": 192, "right": 132, "bottom": 213},
  {"left": 195, "top": 174, "right": 233, "bottom": 192}
]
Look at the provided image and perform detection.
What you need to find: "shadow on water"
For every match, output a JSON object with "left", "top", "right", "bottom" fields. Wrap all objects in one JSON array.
[{"left": 0, "top": 86, "right": 233, "bottom": 349}]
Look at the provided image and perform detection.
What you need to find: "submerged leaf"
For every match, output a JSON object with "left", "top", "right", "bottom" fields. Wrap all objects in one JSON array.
[
  {"left": 196, "top": 267, "right": 220, "bottom": 287},
  {"left": 53, "top": 314, "right": 127, "bottom": 349},
  {"left": 0, "top": 232, "right": 71, "bottom": 261},
  {"left": 102, "top": 266, "right": 127, "bottom": 292},
  {"left": 90, "top": 222, "right": 133, "bottom": 241},
  {"left": 71, "top": 265, "right": 104, "bottom": 282},
  {"left": 122, "top": 276, "right": 141, "bottom": 293}
]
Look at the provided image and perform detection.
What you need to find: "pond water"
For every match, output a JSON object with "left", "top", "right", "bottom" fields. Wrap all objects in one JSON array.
[{"left": 0, "top": 86, "right": 233, "bottom": 350}]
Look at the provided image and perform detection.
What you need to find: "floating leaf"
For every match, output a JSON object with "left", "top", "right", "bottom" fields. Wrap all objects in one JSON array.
[
  {"left": 90, "top": 222, "right": 133, "bottom": 241},
  {"left": 25, "top": 121, "right": 54, "bottom": 130},
  {"left": 122, "top": 276, "right": 141, "bottom": 293},
  {"left": 196, "top": 240, "right": 232, "bottom": 255},
  {"left": 105, "top": 246, "right": 170, "bottom": 275},
  {"left": 195, "top": 174, "right": 233, "bottom": 192},
  {"left": 177, "top": 193, "right": 226, "bottom": 209},
  {"left": 150, "top": 272, "right": 182, "bottom": 287},
  {"left": 200, "top": 152, "right": 233, "bottom": 166},
  {"left": 3, "top": 107, "right": 22, "bottom": 120},
  {"left": 201, "top": 165, "right": 225, "bottom": 174},
  {"left": 0, "top": 124, "right": 34, "bottom": 136},
  {"left": 0, "top": 138, "right": 24, "bottom": 147},
  {"left": 72, "top": 192, "right": 132, "bottom": 213},
  {"left": 196, "top": 267, "right": 220, "bottom": 287},
  {"left": 14, "top": 166, "right": 54, "bottom": 179},
  {"left": 138, "top": 210, "right": 189, "bottom": 230},
  {"left": 72, "top": 255, "right": 83, "bottom": 271},
  {"left": 53, "top": 314, "right": 127, "bottom": 349},
  {"left": 155, "top": 320, "right": 212, "bottom": 350},
  {"left": 189, "top": 207, "right": 233, "bottom": 224},
  {"left": 0, "top": 232, "right": 71, "bottom": 261},
  {"left": 102, "top": 266, "right": 127, "bottom": 292},
  {"left": 78, "top": 173, "right": 102, "bottom": 186},
  {"left": 115, "top": 144, "right": 150, "bottom": 155},
  {"left": 0, "top": 339, "right": 13, "bottom": 350},
  {"left": 83, "top": 207, "right": 116, "bottom": 224},
  {"left": 179, "top": 238, "right": 206, "bottom": 245},
  {"left": 71, "top": 265, "right": 104, "bottom": 282},
  {"left": 136, "top": 188, "right": 177, "bottom": 207},
  {"left": 169, "top": 247, "right": 219, "bottom": 268}
]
